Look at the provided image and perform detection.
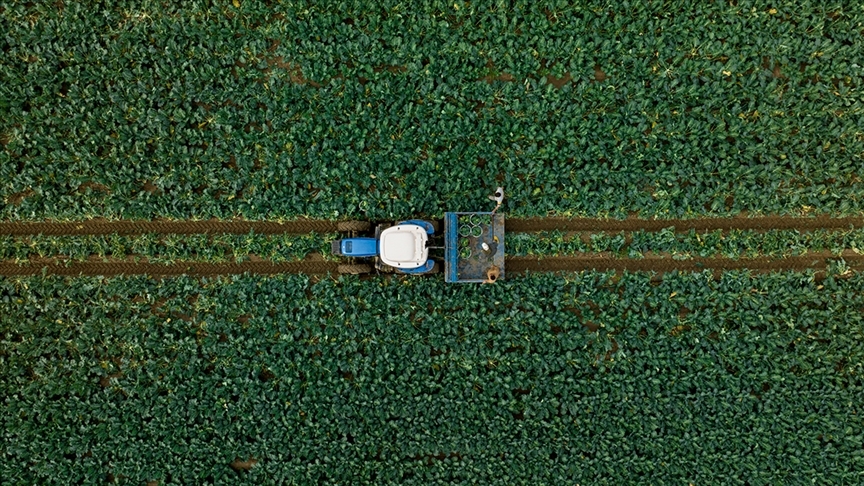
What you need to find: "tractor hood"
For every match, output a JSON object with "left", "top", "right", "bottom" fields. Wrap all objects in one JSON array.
[{"left": 378, "top": 225, "right": 429, "bottom": 269}]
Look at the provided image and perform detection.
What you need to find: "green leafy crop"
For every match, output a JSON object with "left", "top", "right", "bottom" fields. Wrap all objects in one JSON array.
[
  {"left": 2, "top": 2, "right": 863, "bottom": 220},
  {"left": 2, "top": 271, "right": 863, "bottom": 484}
]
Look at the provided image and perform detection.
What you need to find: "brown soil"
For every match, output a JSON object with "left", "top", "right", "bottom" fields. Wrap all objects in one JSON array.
[
  {"left": 505, "top": 253, "right": 864, "bottom": 275},
  {"left": 0, "top": 219, "right": 341, "bottom": 235},
  {"left": 77, "top": 182, "right": 111, "bottom": 194},
  {"left": 2, "top": 215, "right": 863, "bottom": 236},
  {"left": 2, "top": 253, "right": 860, "bottom": 277},
  {"left": 593, "top": 65, "right": 607, "bottom": 82},
  {"left": 506, "top": 215, "right": 864, "bottom": 233},
  {"left": 7, "top": 189, "right": 34, "bottom": 206},
  {"left": 0, "top": 260, "right": 338, "bottom": 276},
  {"left": 545, "top": 72, "right": 572, "bottom": 89},
  {"left": 230, "top": 457, "right": 258, "bottom": 472},
  {"left": 142, "top": 182, "right": 163, "bottom": 195}
]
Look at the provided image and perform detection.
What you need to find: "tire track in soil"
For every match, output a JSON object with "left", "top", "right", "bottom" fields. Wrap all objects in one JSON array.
[
  {"left": 0, "top": 261, "right": 339, "bottom": 277},
  {"left": 1, "top": 215, "right": 863, "bottom": 236},
  {"left": 506, "top": 215, "right": 864, "bottom": 233},
  {"left": 1, "top": 253, "right": 860, "bottom": 277},
  {"left": 505, "top": 252, "right": 864, "bottom": 274},
  {"left": 0, "top": 219, "right": 340, "bottom": 236}
]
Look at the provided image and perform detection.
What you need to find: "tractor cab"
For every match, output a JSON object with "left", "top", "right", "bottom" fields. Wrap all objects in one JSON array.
[
  {"left": 331, "top": 220, "right": 436, "bottom": 274},
  {"left": 378, "top": 225, "right": 429, "bottom": 269}
]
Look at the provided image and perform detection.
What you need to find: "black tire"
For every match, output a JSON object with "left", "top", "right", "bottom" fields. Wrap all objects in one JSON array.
[
  {"left": 375, "top": 259, "right": 395, "bottom": 273},
  {"left": 429, "top": 219, "right": 442, "bottom": 233},
  {"left": 337, "top": 221, "right": 371, "bottom": 232},
  {"left": 337, "top": 264, "right": 373, "bottom": 275}
]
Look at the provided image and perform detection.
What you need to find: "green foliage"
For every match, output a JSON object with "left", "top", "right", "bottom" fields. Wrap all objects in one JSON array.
[
  {"left": 2, "top": 272, "right": 864, "bottom": 484},
  {"left": 510, "top": 228, "right": 864, "bottom": 259},
  {"left": 2, "top": 2, "right": 863, "bottom": 220},
  {"left": 0, "top": 232, "right": 335, "bottom": 263}
]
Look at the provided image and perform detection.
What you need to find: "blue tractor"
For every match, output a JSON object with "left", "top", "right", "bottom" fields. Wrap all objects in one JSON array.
[{"left": 331, "top": 188, "right": 505, "bottom": 283}]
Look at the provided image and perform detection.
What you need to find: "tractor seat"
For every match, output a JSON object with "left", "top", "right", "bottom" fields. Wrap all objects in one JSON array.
[{"left": 378, "top": 225, "right": 429, "bottom": 269}]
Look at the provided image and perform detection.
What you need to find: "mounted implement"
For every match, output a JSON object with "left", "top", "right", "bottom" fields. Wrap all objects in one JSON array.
[{"left": 331, "top": 188, "right": 505, "bottom": 283}]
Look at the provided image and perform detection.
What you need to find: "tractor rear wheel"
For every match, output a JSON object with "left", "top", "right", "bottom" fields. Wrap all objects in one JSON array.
[
  {"left": 375, "top": 259, "right": 395, "bottom": 273},
  {"left": 337, "top": 221, "right": 371, "bottom": 232},
  {"left": 431, "top": 219, "right": 443, "bottom": 233},
  {"left": 337, "top": 264, "right": 373, "bottom": 275}
]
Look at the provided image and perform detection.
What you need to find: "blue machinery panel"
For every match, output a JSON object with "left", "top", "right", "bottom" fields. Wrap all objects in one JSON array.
[
  {"left": 340, "top": 237, "right": 378, "bottom": 257},
  {"left": 445, "top": 213, "right": 459, "bottom": 282},
  {"left": 444, "top": 212, "right": 505, "bottom": 283}
]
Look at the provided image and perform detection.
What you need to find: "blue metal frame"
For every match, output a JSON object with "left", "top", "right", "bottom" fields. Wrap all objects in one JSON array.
[
  {"left": 396, "top": 260, "right": 435, "bottom": 274},
  {"left": 395, "top": 219, "right": 435, "bottom": 234},
  {"left": 444, "top": 213, "right": 459, "bottom": 283}
]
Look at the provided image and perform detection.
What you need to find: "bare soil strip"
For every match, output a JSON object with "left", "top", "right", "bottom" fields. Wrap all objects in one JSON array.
[
  {"left": 1, "top": 253, "right": 860, "bottom": 277},
  {"left": 506, "top": 215, "right": 864, "bottom": 233},
  {"left": 1, "top": 215, "right": 863, "bottom": 236},
  {"left": 505, "top": 253, "right": 864, "bottom": 274},
  {"left": 0, "top": 219, "right": 339, "bottom": 236},
  {"left": 0, "top": 261, "right": 339, "bottom": 277}
]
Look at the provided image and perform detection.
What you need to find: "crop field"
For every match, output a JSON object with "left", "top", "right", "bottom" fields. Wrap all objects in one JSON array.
[
  {"left": 2, "top": 1, "right": 864, "bottom": 485},
  {"left": 3, "top": 272, "right": 864, "bottom": 485}
]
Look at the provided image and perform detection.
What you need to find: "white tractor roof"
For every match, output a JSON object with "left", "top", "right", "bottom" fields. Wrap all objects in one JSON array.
[{"left": 379, "top": 225, "right": 429, "bottom": 269}]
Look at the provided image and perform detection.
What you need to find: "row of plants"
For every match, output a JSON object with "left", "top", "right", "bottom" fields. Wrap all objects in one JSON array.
[
  {"left": 509, "top": 227, "right": 864, "bottom": 259},
  {"left": 0, "top": 232, "right": 336, "bottom": 264},
  {"left": 2, "top": 2, "right": 863, "bottom": 220},
  {"left": 3, "top": 226, "right": 862, "bottom": 264},
  {"left": 2, "top": 271, "right": 863, "bottom": 484}
]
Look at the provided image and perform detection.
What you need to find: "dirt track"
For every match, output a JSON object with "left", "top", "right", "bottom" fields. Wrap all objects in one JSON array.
[
  {"left": 1, "top": 215, "right": 863, "bottom": 236},
  {"left": 1, "top": 215, "right": 862, "bottom": 278},
  {"left": 0, "top": 219, "right": 340, "bottom": 236},
  {"left": 0, "top": 260, "right": 339, "bottom": 277},
  {"left": 506, "top": 252, "right": 864, "bottom": 274},
  {"left": 1, "top": 253, "right": 860, "bottom": 277},
  {"left": 506, "top": 215, "right": 864, "bottom": 232}
]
